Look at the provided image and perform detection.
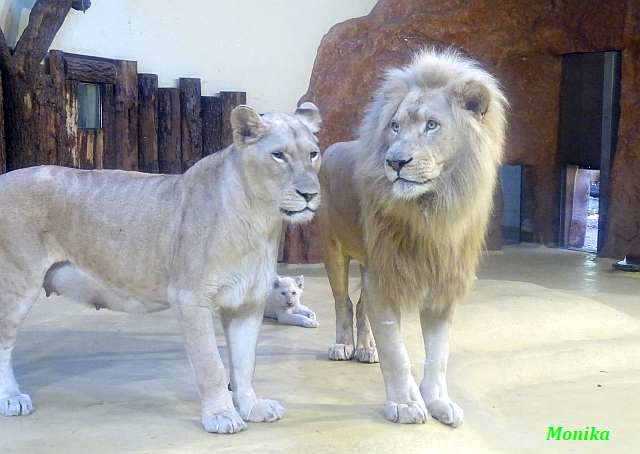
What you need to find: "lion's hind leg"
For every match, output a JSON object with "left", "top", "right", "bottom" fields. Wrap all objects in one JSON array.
[
  {"left": 0, "top": 287, "right": 40, "bottom": 416},
  {"left": 354, "top": 265, "right": 378, "bottom": 363},
  {"left": 323, "top": 238, "right": 354, "bottom": 360}
]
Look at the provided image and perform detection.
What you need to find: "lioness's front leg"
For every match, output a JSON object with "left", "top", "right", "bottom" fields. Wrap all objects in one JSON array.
[
  {"left": 176, "top": 300, "right": 246, "bottom": 434},
  {"left": 221, "top": 304, "right": 284, "bottom": 422},
  {"left": 419, "top": 305, "right": 463, "bottom": 427},
  {"left": 365, "top": 272, "right": 427, "bottom": 424}
]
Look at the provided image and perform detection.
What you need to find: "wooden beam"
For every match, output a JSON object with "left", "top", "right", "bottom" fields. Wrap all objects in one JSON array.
[
  {"left": 220, "top": 91, "right": 246, "bottom": 148},
  {"left": 179, "top": 78, "right": 202, "bottom": 171},
  {"left": 137, "top": 73, "right": 159, "bottom": 173},
  {"left": 64, "top": 55, "right": 117, "bottom": 84},
  {"left": 157, "top": 88, "right": 182, "bottom": 174},
  {"left": 201, "top": 95, "right": 224, "bottom": 155},
  {"left": 100, "top": 83, "right": 116, "bottom": 169},
  {"left": 114, "top": 60, "right": 138, "bottom": 170}
]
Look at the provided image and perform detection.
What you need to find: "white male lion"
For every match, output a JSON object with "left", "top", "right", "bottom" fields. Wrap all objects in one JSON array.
[
  {"left": 0, "top": 102, "right": 322, "bottom": 434},
  {"left": 319, "top": 49, "right": 507, "bottom": 426}
]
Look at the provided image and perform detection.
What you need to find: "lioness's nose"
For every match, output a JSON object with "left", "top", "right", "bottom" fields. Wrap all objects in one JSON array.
[
  {"left": 387, "top": 158, "right": 413, "bottom": 172},
  {"left": 296, "top": 190, "right": 318, "bottom": 202}
]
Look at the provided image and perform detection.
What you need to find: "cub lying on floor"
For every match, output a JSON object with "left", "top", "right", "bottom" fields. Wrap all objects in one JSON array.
[{"left": 264, "top": 276, "right": 318, "bottom": 328}]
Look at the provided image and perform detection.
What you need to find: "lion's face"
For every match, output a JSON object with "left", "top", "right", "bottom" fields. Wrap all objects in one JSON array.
[
  {"left": 271, "top": 275, "right": 304, "bottom": 310},
  {"left": 383, "top": 89, "right": 463, "bottom": 201},
  {"left": 231, "top": 103, "right": 322, "bottom": 224}
]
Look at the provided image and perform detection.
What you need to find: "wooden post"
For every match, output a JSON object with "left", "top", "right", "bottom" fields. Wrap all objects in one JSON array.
[
  {"left": 0, "top": 71, "right": 4, "bottom": 174},
  {"left": 220, "top": 91, "right": 246, "bottom": 148},
  {"left": 114, "top": 60, "right": 138, "bottom": 170},
  {"left": 179, "top": 78, "right": 202, "bottom": 171},
  {"left": 137, "top": 73, "right": 159, "bottom": 173},
  {"left": 201, "top": 95, "right": 224, "bottom": 155},
  {"left": 157, "top": 88, "right": 182, "bottom": 174}
]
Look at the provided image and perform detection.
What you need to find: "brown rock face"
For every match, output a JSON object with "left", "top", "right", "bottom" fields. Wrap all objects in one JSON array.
[{"left": 282, "top": 0, "right": 640, "bottom": 263}]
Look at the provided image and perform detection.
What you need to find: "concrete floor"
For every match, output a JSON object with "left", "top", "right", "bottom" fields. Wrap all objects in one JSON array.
[{"left": 2, "top": 245, "right": 639, "bottom": 453}]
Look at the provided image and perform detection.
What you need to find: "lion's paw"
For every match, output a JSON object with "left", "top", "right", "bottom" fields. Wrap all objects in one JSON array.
[
  {"left": 354, "top": 346, "right": 379, "bottom": 363},
  {"left": 383, "top": 400, "right": 428, "bottom": 424},
  {"left": 0, "top": 393, "right": 33, "bottom": 417},
  {"left": 426, "top": 398, "right": 464, "bottom": 427},
  {"left": 302, "top": 318, "right": 319, "bottom": 328},
  {"left": 240, "top": 398, "right": 284, "bottom": 423},
  {"left": 202, "top": 408, "right": 247, "bottom": 434},
  {"left": 328, "top": 343, "right": 354, "bottom": 361}
]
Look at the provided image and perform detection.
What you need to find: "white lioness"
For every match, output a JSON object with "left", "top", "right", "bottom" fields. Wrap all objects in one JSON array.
[
  {"left": 264, "top": 275, "right": 318, "bottom": 328},
  {"left": 0, "top": 102, "right": 322, "bottom": 434},
  {"left": 319, "top": 49, "right": 507, "bottom": 426}
]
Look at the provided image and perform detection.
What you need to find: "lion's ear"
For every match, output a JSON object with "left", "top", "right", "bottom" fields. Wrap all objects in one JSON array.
[
  {"left": 295, "top": 102, "right": 321, "bottom": 134},
  {"left": 455, "top": 80, "right": 491, "bottom": 119},
  {"left": 272, "top": 277, "right": 281, "bottom": 289},
  {"left": 231, "top": 105, "right": 267, "bottom": 146},
  {"left": 294, "top": 275, "right": 304, "bottom": 289}
]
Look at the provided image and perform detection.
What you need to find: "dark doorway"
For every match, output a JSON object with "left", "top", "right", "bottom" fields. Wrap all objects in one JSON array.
[
  {"left": 500, "top": 165, "right": 522, "bottom": 244},
  {"left": 558, "top": 51, "right": 621, "bottom": 253}
]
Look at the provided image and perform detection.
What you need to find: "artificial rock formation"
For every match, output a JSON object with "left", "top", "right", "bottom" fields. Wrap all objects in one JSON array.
[{"left": 283, "top": 0, "right": 639, "bottom": 262}]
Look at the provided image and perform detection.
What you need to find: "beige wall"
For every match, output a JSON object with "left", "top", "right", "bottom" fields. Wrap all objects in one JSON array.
[{"left": 0, "top": 0, "right": 376, "bottom": 113}]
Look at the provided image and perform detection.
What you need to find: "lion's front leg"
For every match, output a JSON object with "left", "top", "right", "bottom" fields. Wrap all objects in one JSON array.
[
  {"left": 221, "top": 303, "right": 284, "bottom": 423},
  {"left": 365, "top": 274, "right": 427, "bottom": 424},
  {"left": 175, "top": 301, "right": 246, "bottom": 434},
  {"left": 419, "top": 305, "right": 463, "bottom": 427}
]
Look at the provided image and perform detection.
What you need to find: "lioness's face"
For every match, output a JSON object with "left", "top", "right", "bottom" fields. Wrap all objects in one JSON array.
[
  {"left": 231, "top": 103, "right": 322, "bottom": 224},
  {"left": 383, "top": 89, "right": 462, "bottom": 200}
]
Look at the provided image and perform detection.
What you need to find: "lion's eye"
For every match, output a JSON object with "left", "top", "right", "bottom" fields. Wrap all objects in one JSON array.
[
  {"left": 310, "top": 151, "right": 319, "bottom": 161},
  {"left": 272, "top": 152, "right": 286, "bottom": 163},
  {"left": 281, "top": 292, "right": 286, "bottom": 295},
  {"left": 390, "top": 120, "right": 400, "bottom": 133},
  {"left": 426, "top": 120, "right": 440, "bottom": 132},
  {"left": 292, "top": 291, "right": 297, "bottom": 295}
]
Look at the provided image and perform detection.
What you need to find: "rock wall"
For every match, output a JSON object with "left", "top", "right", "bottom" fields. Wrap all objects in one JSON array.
[{"left": 283, "top": 0, "right": 640, "bottom": 262}]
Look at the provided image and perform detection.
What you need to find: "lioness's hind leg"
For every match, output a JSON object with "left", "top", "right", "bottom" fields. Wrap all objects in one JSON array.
[
  {"left": 0, "top": 289, "right": 39, "bottom": 416},
  {"left": 324, "top": 240, "right": 354, "bottom": 361},
  {"left": 354, "top": 266, "right": 378, "bottom": 363}
]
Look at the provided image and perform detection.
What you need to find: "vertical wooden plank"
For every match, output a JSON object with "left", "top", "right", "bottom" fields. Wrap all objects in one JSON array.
[
  {"left": 201, "top": 95, "right": 224, "bottom": 155},
  {"left": 220, "top": 91, "right": 246, "bottom": 148},
  {"left": 114, "top": 60, "right": 138, "bottom": 170},
  {"left": 137, "top": 73, "right": 159, "bottom": 173},
  {"left": 0, "top": 72, "right": 5, "bottom": 174},
  {"left": 48, "top": 50, "right": 69, "bottom": 168},
  {"left": 179, "top": 78, "right": 202, "bottom": 171},
  {"left": 101, "top": 83, "right": 117, "bottom": 169},
  {"left": 62, "top": 79, "right": 79, "bottom": 168},
  {"left": 157, "top": 88, "right": 182, "bottom": 174}
]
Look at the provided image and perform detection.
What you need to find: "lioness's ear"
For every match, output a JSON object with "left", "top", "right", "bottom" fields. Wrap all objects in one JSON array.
[
  {"left": 295, "top": 102, "right": 321, "bottom": 134},
  {"left": 231, "top": 105, "right": 267, "bottom": 146},
  {"left": 455, "top": 80, "right": 491, "bottom": 119},
  {"left": 294, "top": 275, "right": 304, "bottom": 289}
]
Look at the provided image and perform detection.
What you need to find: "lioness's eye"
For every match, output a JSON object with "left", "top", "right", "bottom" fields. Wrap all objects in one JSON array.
[
  {"left": 390, "top": 120, "right": 400, "bottom": 133},
  {"left": 310, "top": 151, "right": 319, "bottom": 161},
  {"left": 426, "top": 120, "right": 440, "bottom": 132},
  {"left": 272, "top": 152, "right": 286, "bottom": 163}
]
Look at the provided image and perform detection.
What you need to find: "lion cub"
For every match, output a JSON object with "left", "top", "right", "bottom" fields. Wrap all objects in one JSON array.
[{"left": 264, "top": 276, "right": 318, "bottom": 328}]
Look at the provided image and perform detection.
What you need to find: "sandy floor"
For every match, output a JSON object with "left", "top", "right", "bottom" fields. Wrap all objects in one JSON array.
[{"left": 2, "top": 245, "right": 639, "bottom": 453}]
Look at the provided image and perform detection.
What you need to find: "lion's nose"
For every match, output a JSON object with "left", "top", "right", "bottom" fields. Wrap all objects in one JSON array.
[
  {"left": 386, "top": 158, "right": 413, "bottom": 172},
  {"left": 296, "top": 190, "right": 318, "bottom": 202}
]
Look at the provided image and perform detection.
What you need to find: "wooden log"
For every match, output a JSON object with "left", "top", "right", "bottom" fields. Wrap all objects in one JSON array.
[
  {"left": 33, "top": 73, "right": 60, "bottom": 166},
  {"left": 157, "top": 88, "right": 182, "bottom": 174},
  {"left": 201, "top": 95, "right": 224, "bottom": 155},
  {"left": 137, "top": 73, "right": 159, "bottom": 173},
  {"left": 64, "top": 54, "right": 117, "bottom": 84},
  {"left": 48, "top": 50, "right": 70, "bottom": 168},
  {"left": 0, "top": 71, "right": 4, "bottom": 174},
  {"left": 114, "top": 60, "right": 138, "bottom": 170},
  {"left": 220, "top": 91, "right": 246, "bottom": 148},
  {"left": 62, "top": 79, "right": 79, "bottom": 167},
  {"left": 179, "top": 78, "right": 202, "bottom": 171}
]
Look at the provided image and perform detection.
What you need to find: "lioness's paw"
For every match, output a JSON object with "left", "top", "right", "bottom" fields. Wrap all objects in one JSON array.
[
  {"left": 328, "top": 343, "right": 354, "bottom": 360},
  {"left": 354, "top": 346, "right": 379, "bottom": 363},
  {"left": 202, "top": 408, "right": 247, "bottom": 434},
  {"left": 0, "top": 393, "right": 33, "bottom": 417},
  {"left": 383, "top": 400, "right": 428, "bottom": 424},
  {"left": 426, "top": 398, "right": 464, "bottom": 427},
  {"left": 241, "top": 398, "right": 284, "bottom": 423}
]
